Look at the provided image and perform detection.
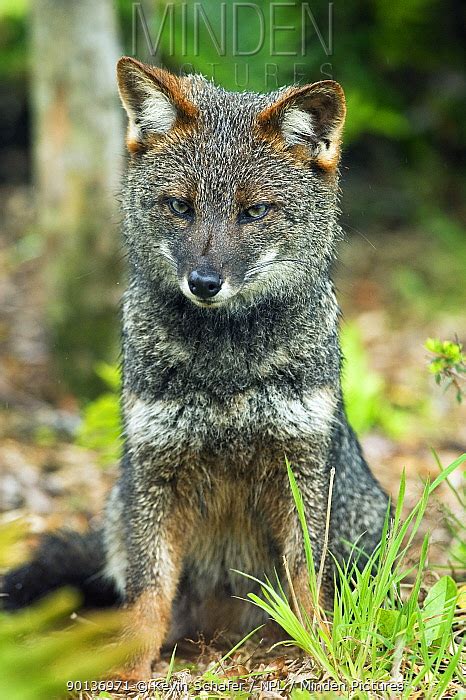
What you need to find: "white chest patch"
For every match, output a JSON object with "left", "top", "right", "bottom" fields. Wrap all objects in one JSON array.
[
  {"left": 125, "top": 396, "right": 194, "bottom": 450},
  {"left": 269, "top": 386, "right": 337, "bottom": 438},
  {"left": 125, "top": 386, "right": 337, "bottom": 451}
]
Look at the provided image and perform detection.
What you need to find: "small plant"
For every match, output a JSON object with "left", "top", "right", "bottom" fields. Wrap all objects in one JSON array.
[
  {"left": 425, "top": 337, "right": 466, "bottom": 403},
  {"left": 238, "top": 454, "right": 466, "bottom": 699},
  {"left": 75, "top": 362, "right": 122, "bottom": 466},
  {"left": 427, "top": 339, "right": 466, "bottom": 578}
]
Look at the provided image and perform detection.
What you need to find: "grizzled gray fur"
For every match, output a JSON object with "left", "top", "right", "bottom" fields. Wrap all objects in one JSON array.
[{"left": 2, "top": 57, "right": 389, "bottom": 678}]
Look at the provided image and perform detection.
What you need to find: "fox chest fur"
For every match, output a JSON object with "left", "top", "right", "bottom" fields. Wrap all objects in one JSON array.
[
  {"left": 112, "top": 277, "right": 341, "bottom": 609},
  {"left": 121, "top": 277, "right": 341, "bottom": 474}
]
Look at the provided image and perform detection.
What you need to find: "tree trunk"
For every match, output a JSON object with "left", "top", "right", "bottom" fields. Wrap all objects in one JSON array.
[{"left": 30, "top": 0, "right": 124, "bottom": 398}]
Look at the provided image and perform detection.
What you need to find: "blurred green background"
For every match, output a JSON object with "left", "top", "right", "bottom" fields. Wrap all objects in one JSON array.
[{"left": 0, "top": 0, "right": 464, "bottom": 401}]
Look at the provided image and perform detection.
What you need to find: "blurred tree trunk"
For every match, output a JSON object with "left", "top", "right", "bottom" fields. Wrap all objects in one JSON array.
[{"left": 30, "top": 0, "right": 124, "bottom": 398}]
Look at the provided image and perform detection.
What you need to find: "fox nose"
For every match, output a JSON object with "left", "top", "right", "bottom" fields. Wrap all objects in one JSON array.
[{"left": 188, "top": 269, "right": 223, "bottom": 299}]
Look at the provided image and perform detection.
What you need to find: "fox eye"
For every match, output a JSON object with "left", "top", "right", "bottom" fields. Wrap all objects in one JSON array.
[
  {"left": 167, "top": 198, "right": 193, "bottom": 218},
  {"left": 240, "top": 203, "right": 271, "bottom": 222}
]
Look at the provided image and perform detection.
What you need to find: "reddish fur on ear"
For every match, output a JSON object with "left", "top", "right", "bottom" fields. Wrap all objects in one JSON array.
[
  {"left": 116, "top": 57, "right": 198, "bottom": 154},
  {"left": 257, "top": 80, "right": 346, "bottom": 172}
]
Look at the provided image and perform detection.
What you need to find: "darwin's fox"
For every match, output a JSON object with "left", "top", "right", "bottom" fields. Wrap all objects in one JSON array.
[{"left": 2, "top": 58, "right": 389, "bottom": 677}]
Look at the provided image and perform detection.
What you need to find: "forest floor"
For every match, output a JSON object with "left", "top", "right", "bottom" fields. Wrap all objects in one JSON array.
[{"left": 0, "top": 186, "right": 465, "bottom": 697}]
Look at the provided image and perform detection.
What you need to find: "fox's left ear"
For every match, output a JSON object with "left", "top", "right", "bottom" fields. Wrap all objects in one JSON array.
[{"left": 257, "top": 81, "right": 346, "bottom": 170}]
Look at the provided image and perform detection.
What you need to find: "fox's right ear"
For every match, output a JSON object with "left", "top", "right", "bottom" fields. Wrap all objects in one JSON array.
[{"left": 117, "top": 57, "right": 198, "bottom": 153}]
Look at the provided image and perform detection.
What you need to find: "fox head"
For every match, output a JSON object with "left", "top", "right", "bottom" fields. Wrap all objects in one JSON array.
[{"left": 117, "top": 57, "right": 346, "bottom": 310}]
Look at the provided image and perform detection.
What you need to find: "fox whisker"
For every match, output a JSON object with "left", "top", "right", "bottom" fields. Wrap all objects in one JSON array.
[
  {"left": 152, "top": 247, "right": 177, "bottom": 270},
  {"left": 245, "top": 258, "right": 307, "bottom": 279}
]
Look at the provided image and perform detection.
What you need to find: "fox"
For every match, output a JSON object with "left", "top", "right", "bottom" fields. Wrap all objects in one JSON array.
[{"left": 2, "top": 57, "right": 390, "bottom": 678}]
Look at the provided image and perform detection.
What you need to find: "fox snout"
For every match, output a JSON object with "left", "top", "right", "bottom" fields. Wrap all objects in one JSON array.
[
  {"left": 179, "top": 258, "right": 235, "bottom": 307},
  {"left": 187, "top": 268, "right": 223, "bottom": 300}
]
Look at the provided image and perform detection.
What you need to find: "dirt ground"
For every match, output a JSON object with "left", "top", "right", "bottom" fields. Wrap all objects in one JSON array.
[{"left": 0, "top": 186, "right": 465, "bottom": 680}]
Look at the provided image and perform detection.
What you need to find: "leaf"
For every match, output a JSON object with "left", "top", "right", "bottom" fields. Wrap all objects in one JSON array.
[
  {"left": 422, "top": 576, "right": 457, "bottom": 646},
  {"left": 377, "top": 608, "right": 404, "bottom": 638},
  {"left": 94, "top": 362, "right": 121, "bottom": 392},
  {"left": 457, "top": 584, "right": 466, "bottom": 609},
  {"left": 76, "top": 392, "right": 121, "bottom": 466},
  {"left": 425, "top": 338, "right": 443, "bottom": 354}
]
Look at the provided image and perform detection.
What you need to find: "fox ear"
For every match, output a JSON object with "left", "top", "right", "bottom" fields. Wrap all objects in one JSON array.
[
  {"left": 257, "top": 81, "right": 346, "bottom": 170},
  {"left": 116, "top": 57, "right": 198, "bottom": 153}
]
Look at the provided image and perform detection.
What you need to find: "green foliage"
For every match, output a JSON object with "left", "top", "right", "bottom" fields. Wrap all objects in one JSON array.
[
  {"left": 0, "top": 591, "right": 130, "bottom": 700},
  {"left": 426, "top": 338, "right": 466, "bottom": 403},
  {"left": 0, "top": 521, "right": 141, "bottom": 700},
  {"left": 344, "top": 88, "right": 410, "bottom": 142},
  {"left": 0, "top": 517, "right": 29, "bottom": 568},
  {"left": 0, "top": 0, "right": 28, "bottom": 77},
  {"left": 341, "top": 322, "right": 410, "bottom": 437},
  {"left": 237, "top": 453, "right": 466, "bottom": 699},
  {"left": 0, "top": 0, "right": 28, "bottom": 16},
  {"left": 422, "top": 575, "right": 458, "bottom": 646},
  {"left": 75, "top": 362, "right": 122, "bottom": 466}
]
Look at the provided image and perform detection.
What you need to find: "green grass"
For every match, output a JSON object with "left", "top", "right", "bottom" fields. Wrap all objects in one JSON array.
[{"left": 236, "top": 454, "right": 466, "bottom": 699}]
